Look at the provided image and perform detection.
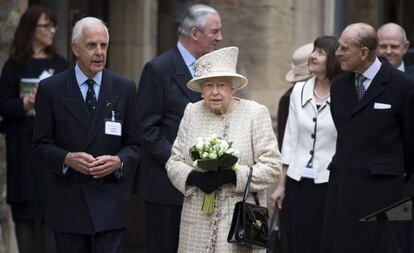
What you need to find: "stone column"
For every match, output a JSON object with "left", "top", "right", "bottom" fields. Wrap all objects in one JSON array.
[
  {"left": 213, "top": 0, "right": 326, "bottom": 120},
  {"left": 0, "top": 1, "right": 27, "bottom": 253},
  {"left": 109, "top": 0, "right": 158, "bottom": 83}
]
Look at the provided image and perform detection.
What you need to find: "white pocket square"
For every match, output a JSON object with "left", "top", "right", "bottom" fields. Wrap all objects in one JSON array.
[{"left": 373, "top": 102, "right": 391, "bottom": 109}]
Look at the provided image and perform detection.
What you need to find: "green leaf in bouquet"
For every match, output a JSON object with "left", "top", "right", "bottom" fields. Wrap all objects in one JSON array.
[
  {"left": 218, "top": 153, "right": 238, "bottom": 168},
  {"left": 189, "top": 145, "right": 201, "bottom": 161},
  {"left": 196, "top": 159, "right": 220, "bottom": 171}
]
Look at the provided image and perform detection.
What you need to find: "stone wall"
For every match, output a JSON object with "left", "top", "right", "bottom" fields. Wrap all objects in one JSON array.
[
  {"left": 109, "top": 0, "right": 158, "bottom": 83},
  {"left": 212, "top": 0, "right": 327, "bottom": 124},
  {"left": 0, "top": 1, "right": 27, "bottom": 252}
]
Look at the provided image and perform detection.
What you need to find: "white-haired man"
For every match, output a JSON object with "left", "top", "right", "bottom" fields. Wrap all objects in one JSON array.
[
  {"left": 135, "top": 4, "right": 222, "bottom": 253},
  {"left": 33, "top": 17, "right": 142, "bottom": 253}
]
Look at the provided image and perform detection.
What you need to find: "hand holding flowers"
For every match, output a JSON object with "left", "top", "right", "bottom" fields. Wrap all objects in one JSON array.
[{"left": 188, "top": 134, "right": 238, "bottom": 213}]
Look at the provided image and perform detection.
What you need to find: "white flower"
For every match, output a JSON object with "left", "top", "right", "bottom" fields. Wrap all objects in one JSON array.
[
  {"left": 219, "top": 140, "right": 229, "bottom": 152},
  {"left": 209, "top": 153, "right": 217, "bottom": 159},
  {"left": 196, "top": 139, "right": 204, "bottom": 151},
  {"left": 193, "top": 160, "right": 198, "bottom": 167},
  {"left": 193, "top": 133, "right": 238, "bottom": 162},
  {"left": 225, "top": 148, "right": 234, "bottom": 154}
]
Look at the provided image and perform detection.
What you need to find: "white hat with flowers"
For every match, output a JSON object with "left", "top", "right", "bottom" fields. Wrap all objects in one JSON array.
[{"left": 187, "top": 47, "right": 248, "bottom": 93}]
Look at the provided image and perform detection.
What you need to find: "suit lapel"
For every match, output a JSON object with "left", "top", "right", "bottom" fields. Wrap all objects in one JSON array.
[
  {"left": 338, "top": 73, "right": 359, "bottom": 114},
  {"left": 352, "top": 63, "right": 389, "bottom": 116},
  {"left": 61, "top": 69, "right": 92, "bottom": 131},
  {"left": 83, "top": 69, "right": 119, "bottom": 150},
  {"left": 172, "top": 47, "right": 202, "bottom": 102}
]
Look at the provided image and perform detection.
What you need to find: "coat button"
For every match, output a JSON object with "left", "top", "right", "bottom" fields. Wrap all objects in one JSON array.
[
  {"left": 311, "top": 134, "right": 315, "bottom": 139},
  {"left": 313, "top": 117, "right": 317, "bottom": 122},
  {"left": 310, "top": 150, "right": 314, "bottom": 155}
]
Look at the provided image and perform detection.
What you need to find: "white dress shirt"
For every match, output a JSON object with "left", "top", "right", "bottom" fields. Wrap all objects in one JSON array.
[
  {"left": 177, "top": 41, "right": 196, "bottom": 77},
  {"left": 282, "top": 76, "right": 337, "bottom": 183},
  {"left": 360, "top": 57, "right": 381, "bottom": 91}
]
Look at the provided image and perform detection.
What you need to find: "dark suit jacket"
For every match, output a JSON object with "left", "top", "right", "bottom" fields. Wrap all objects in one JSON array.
[
  {"left": 33, "top": 68, "right": 142, "bottom": 234},
  {"left": 406, "top": 64, "right": 414, "bottom": 79},
  {"left": 276, "top": 86, "right": 293, "bottom": 150},
  {"left": 135, "top": 46, "right": 201, "bottom": 205},
  {"left": 321, "top": 61, "right": 414, "bottom": 253}
]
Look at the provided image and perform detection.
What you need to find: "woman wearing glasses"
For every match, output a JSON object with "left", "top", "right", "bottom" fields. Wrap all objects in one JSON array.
[{"left": 0, "top": 6, "right": 67, "bottom": 253}]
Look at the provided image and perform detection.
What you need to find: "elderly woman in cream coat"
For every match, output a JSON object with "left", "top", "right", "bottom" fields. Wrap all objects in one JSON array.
[{"left": 166, "top": 47, "right": 282, "bottom": 253}]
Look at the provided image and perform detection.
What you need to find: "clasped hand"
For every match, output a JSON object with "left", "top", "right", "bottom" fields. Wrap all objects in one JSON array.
[
  {"left": 186, "top": 169, "right": 236, "bottom": 194},
  {"left": 64, "top": 152, "right": 121, "bottom": 178}
]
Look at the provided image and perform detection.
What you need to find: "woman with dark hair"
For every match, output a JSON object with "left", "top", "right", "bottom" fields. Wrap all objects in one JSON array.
[
  {"left": 271, "top": 36, "right": 341, "bottom": 253},
  {"left": 0, "top": 6, "right": 67, "bottom": 253}
]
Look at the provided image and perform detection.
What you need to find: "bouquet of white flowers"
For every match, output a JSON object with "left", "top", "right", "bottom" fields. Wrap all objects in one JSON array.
[{"left": 189, "top": 134, "right": 238, "bottom": 213}]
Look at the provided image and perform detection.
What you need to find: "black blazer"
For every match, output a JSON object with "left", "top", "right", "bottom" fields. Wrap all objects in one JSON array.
[
  {"left": 33, "top": 68, "right": 142, "bottom": 234},
  {"left": 406, "top": 64, "right": 414, "bottom": 79},
  {"left": 0, "top": 56, "right": 67, "bottom": 205},
  {"left": 321, "top": 61, "right": 414, "bottom": 253},
  {"left": 135, "top": 46, "right": 201, "bottom": 205}
]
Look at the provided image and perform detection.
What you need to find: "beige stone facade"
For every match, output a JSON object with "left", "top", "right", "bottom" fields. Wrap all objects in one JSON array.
[
  {"left": 1, "top": 0, "right": 412, "bottom": 251},
  {"left": 0, "top": 1, "right": 26, "bottom": 253},
  {"left": 109, "top": 0, "right": 338, "bottom": 123}
]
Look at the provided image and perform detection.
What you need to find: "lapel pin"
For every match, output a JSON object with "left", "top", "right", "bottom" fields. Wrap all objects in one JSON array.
[{"left": 106, "top": 101, "right": 112, "bottom": 108}]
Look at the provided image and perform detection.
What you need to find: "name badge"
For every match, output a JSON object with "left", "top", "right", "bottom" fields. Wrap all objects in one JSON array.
[
  {"left": 301, "top": 166, "right": 316, "bottom": 179},
  {"left": 105, "top": 110, "right": 122, "bottom": 136}
]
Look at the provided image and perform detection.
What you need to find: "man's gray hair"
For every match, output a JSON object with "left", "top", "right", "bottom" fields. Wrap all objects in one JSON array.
[
  {"left": 71, "top": 17, "right": 109, "bottom": 43},
  {"left": 178, "top": 4, "right": 218, "bottom": 36}
]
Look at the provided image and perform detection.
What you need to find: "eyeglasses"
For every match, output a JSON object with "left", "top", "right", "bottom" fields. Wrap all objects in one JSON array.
[{"left": 36, "top": 22, "right": 57, "bottom": 30}]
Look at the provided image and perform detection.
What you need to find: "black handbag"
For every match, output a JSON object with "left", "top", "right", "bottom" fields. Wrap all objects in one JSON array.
[{"left": 227, "top": 167, "right": 269, "bottom": 249}]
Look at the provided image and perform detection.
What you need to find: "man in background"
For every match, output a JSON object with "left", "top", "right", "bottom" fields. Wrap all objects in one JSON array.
[
  {"left": 135, "top": 4, "right": 222, "bottom": 253},
  {"left": 377, "top": 22, "right": 414, "bottom": 76}
]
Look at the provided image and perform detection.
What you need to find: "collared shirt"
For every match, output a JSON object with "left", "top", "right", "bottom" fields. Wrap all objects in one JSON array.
[
  {"left": 398, "top": 61, "right": 405, "bottom": 72},
  {"left": 361, "top": 57, "right": 381, "bottom": 90},
  {"left": 75, "top": 64, "right": 102, "bottom": 100},
  {"left": 177, "top": 41, "right": 196, "bottom": 77},
  {"left": 282, "top": 76, "right": 337, "bottom": 183}
]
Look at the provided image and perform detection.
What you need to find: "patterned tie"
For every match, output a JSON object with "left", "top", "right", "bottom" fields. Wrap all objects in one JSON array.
[
  {"left": 85, "top": 79, "right": 97, "bottom": 116},
  {"left": 355, "top": 74, "right": 367, "bottom": 100}
]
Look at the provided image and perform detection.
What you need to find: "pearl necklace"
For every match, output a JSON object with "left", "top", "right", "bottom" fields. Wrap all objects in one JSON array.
[{"left": 313, "top": 88, "right": 330, "bottom": 99}]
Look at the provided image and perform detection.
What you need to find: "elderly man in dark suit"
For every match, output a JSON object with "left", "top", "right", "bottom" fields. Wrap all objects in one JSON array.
[
  {"left": 135, "top": 4, "right": 222, "bottom": 253},
  {"left": 33, "top": 17, "right": 142, "bottom": 253},
  {"left": 320, "top": 23, "right": 414, "bottom": 253}
]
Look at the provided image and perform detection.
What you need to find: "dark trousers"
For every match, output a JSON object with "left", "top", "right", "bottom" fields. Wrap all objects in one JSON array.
[
  {"left": 144, "top": 201, "right": 182, "bottom": 253},
  {"left": 15, "top": 219, "right": 56, "bottom": 253},
  {"left": 285, "top": 177, "right": 327, "bottom": 253},
  {"left": 54, "top": 228, "right": 125, "bottom": 253}
]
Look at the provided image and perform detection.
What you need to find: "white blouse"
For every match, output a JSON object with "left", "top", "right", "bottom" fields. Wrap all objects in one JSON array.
[{"left": 282, "top": 76, "right": 337, "bottom": 183}]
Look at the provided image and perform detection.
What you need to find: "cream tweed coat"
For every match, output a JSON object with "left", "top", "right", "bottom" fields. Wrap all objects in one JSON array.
[{"left": 166, "top": 99, "right": 282, "bottom": 253}]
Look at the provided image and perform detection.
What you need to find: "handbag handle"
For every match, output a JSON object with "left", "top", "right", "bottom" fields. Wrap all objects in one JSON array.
[{"left": 242, "top": 167, "right": 261, "bottom": 205}]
